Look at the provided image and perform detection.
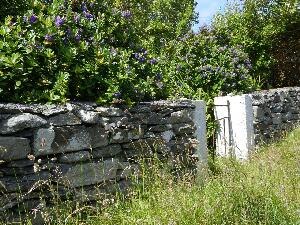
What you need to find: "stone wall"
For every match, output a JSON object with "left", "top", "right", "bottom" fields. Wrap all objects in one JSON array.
[
  {"left": 0, "top": 100, "right": 206, "bottom": 220},
  {"left": 252, "top": 87, "right": 300, "bottom": 144},
  {"left": 214, "top": 87, "right": 300, "bottom": 160}
]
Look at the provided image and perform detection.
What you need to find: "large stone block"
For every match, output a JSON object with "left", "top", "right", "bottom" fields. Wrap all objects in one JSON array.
[
  {"left": 91, "top": 145, "right": 122, "bottom": 158},
  {"left": 0, "top": 113, "right": 47, "bottom": 134},
  {"left": 88, "top": 125, "right": 109, "bottom": 148},
  {"left": 58, "top": 151, "right": 91, "bottom": 163},
  {"left": 62, "top": 159, "right": 120, "bottom": 187},
  {"left": 33, "top": 126, "right": 91, "bottom": 156},
  {"left": 0, "top": 137, "right": 31, "bottom": 161},
  {"left": 48, "top": 112, "right": 81, "bottom": 126},
  {"left": 167, "top": 110, "right": 193, "bottom": 124}
]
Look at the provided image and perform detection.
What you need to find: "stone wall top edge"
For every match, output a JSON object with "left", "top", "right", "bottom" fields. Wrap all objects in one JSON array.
[
  {"left": 250, "top": 87, "right": 300, "bottom": 96},
  {"left": 0, "top": 99, "right": 196, "bottom": 115}
]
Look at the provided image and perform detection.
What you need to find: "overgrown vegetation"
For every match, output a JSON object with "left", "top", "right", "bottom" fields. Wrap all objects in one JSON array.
[
  {"left": 14, "top": 127, "right": 300, "bottom": 225},
  {"left": 212, "top": 0, "right": 300, "bottom": 88},
  {"left": 0, "top": 0, "right": 257, "bottom": 104}
]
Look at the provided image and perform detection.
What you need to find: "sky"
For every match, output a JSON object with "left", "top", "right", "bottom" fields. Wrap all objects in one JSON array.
[{"left": 193, "top": 0, "right": 228, "bottom": 30}]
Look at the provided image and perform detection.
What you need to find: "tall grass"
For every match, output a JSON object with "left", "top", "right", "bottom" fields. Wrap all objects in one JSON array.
[{"left": 10, "top": 129, "right": 300, "bottom": 224}]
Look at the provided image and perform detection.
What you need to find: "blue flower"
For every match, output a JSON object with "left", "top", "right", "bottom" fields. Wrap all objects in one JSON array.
[
  {"left": 63, "top": 37, "right": 68, "bottom": 44},
  {"left": 149, "top": 58, "right": 157, "bottom": 65},
  {"left": 55, "top": 16, "right": 64, "bottom": 27},
  {"left": 44, "top": 34, "right": 54, "bottom": 42},
  {"left": 122, "top": 10, "right": 132, "bottom": 19},
  {"left": 139, "top": 57, "right": 146, "bottom": 63},
  {"left": 74, "top": 14, "right": 80, "bottom": 23},
  {"left": 30, "top": 15, "right": 38, "bottom": 24},
  {"left": 75, "top": 34, "right": 81, "bottom": 42},
  {"left": 23, "top": 16, "right": 28, "bottom": 23},
  {"left": 65, "top": 27, "right": 72, "bottom": 37},
  {"left": 84, "top": 13, "right": 93, "bottom": 20},
  {"left": 82, "top": 2, "right": 87, "bottom": 13},
  {"left": 134, "top": 53, "right": 139, "bottom": 59},
  {"left": 113, "top": 92, "right": 121, "bottom": 98}
]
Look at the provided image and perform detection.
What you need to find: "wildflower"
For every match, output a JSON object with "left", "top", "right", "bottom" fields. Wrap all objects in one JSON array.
[
  {"left": 75, "top": 33, "right": 81, "bottom": 42},
  {"left": 65, "top": 27, "right": 72, "bottom": 37},
  {"left": 30, "top": 15, "right": 38, "bottom": 24},
  {"left": 74, "top": 14, "right": 80, "bottom": 23},
  {"left": 63, "top": 37, "right": 68, "bottom": 44},
  {"left": 55, "top": 16, "right": 64, "bottom": 27},
  {"left": 139, "top": 57, "right": 146, "bottom": 63},
  {"left": 149, "top": 58, "right": 157, "bottom": 65},
  {"left": 82, "top": 2, "right": 87, "bottom": 13},
  {"left": 23, "top": 16, "right": 28, "bottom": 23},
  {"left": 121, "top": 10, "right": 132, "bottom": 19},
  {"left": 113, "top": 92, "right": 121, "bottom": 98},
  {"left": 44, "top": 34, "right": 54, "bottom": 42},
  {"left": 84, "top": 13, "right": 93, "bottom": 20},
  {"left": 134, "top": 53, "right": 139, "bottom": 59}
]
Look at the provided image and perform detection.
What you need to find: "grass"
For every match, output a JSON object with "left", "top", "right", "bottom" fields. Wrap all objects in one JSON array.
[{"left": 9, "top": 129, "right": 300, "bottom": 224}]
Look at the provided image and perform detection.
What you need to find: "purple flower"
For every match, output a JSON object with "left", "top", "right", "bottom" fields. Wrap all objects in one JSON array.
[
  {"left": 62, "top": 37, "right": 68, "bottom": 44},
  {"left": 23, "top": 16, "right": 28, "bottom": 23},
  {"left": 44, "top": 34, "right": 54, "bottom": 42},
  {"left": 35, "top": 45, "right": 43, "bottom": 50},
  {"left": 245, "top": 60, "right": 252, "bottom": 69},
  {"left": 134, "top": 53, "right": 139, "bottom": 59},
  {"left": 55, "top": 16, "right": 64, "bottom": 27},
  {"left": 139, "top": 57, "right": 146, "bottom": 63},
  {"left": 30, "top": 15, "right": 38, "bottom": 24},
  {"left": 113, "top": 92, "right": 121, "bottom": 98},
  {"left": 90, "top": 2, "right": 95, "bottom": 8},
  {"left": 65, "top": 27, "right": 72, "bottom": 37},
  {"left": 84, "top": 13, "right": 93, "bottom": 20},
  {"left": 75, "top": 34, "right": 81, "bottom": 42},
  {"left": 121, "top": 10, "right": 132, "bottom": 19},
  {"left": 149, "top": 58, "right": 157, "bottom": 65},
  {"left": 74, "top": 14, "right": 80, "bottom": 23},
  {"left": 82, "top": 2, "right": 87, "bottom": 12}
]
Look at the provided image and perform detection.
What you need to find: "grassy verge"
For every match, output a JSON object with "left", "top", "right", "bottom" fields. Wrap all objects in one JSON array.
[{"left": 23, "top": 129, "right": 300, "bottom": 224}]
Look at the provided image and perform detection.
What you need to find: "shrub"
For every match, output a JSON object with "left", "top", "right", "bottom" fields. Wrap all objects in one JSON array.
[
  {"left": 212, "top": 0, "right": 300, "bottom": 88},
  {"left": 0, "top": 0, "right": 196, "bottom": 104}
]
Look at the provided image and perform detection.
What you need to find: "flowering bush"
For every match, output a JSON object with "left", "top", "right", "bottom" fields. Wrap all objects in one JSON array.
[
  {"left": 0, "top": 0, "right": 197, "bottom": 103},
  {"left": 0, "top": 0, "right": 256, "bottom": 106},
  {"left": 161, "top": 28, "right": 255, "bottom": 103},
  {"left": 212, "top": 0, "right": 300, "bottom": 88}
]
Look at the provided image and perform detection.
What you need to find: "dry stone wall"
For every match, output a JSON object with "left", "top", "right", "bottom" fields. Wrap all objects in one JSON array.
[
  {"left": 252, "top": 87, "right": 300, "bottom": 144},
  {"left": 0, "top": 100, "right": 205, "bottom": 220},
  {"left": 214, "top": 87, "right": 300, "bottom": 160}
]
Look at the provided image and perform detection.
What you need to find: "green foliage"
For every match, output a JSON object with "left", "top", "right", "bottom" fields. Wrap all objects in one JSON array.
[
  {"left": 212, "top": 0, "right": 300, "bottom": 87},
  {"left": 0, "top": 0, "right": 32, "bottom": 21},
  {"left": 0, "top": 0, "right": 196, "bottom": 103},
  {"left": 0, "top": 0, "right": 256, "bottom": 105}
]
